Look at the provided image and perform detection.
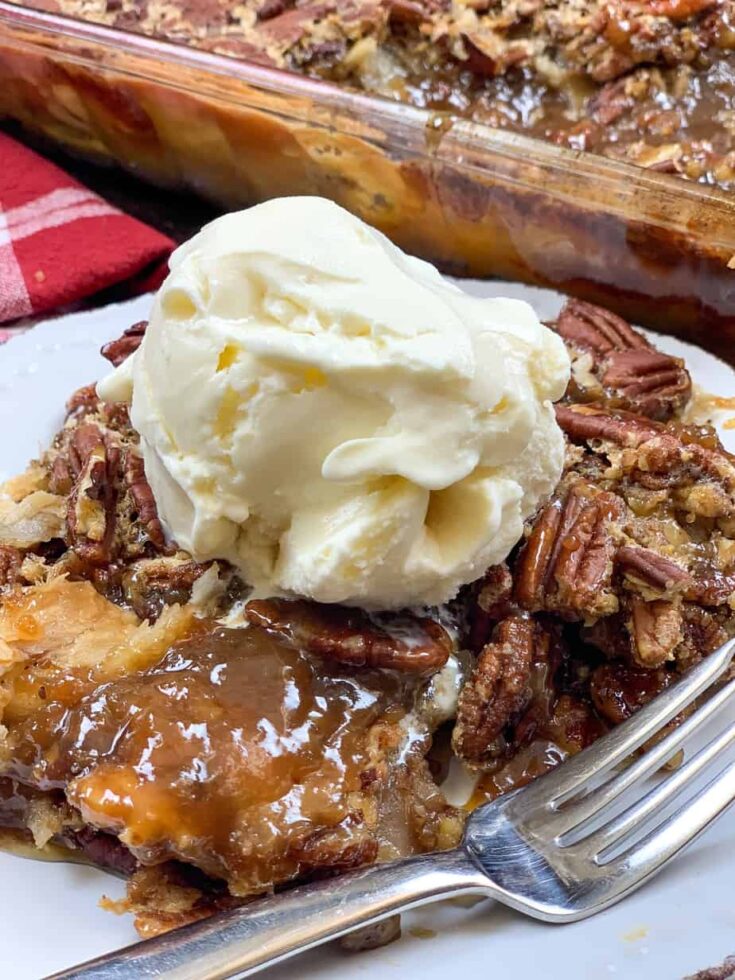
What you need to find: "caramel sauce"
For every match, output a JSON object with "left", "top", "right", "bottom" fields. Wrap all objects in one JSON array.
[
  {"left": 683, "top": 389, "right": 735, "bottom": 429},
  {"left": 2, "top": 627, "right": 410, "bottom": 895},
  {"left": 469, "top": 740, "right": 568, "bottom": 807}
]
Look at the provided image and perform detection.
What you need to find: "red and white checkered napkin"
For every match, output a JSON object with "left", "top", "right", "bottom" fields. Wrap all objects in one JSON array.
[{"left": 0, "top": 131, "right": 174, "bottom": 337}]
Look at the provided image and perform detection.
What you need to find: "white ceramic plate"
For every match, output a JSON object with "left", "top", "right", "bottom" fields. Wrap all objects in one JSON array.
[{"left": 2, "top": 286, "right": 735, "bottom": 980}]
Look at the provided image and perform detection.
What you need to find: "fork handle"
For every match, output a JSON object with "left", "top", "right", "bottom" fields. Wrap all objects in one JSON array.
[{"left": 48, "top": 848, "right": 491, "bottom": 980}]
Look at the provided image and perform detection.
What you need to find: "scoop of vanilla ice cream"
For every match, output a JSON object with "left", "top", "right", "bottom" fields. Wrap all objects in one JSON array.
[{"left": 99, "top": 197, "right": 569, "bottom": 609}]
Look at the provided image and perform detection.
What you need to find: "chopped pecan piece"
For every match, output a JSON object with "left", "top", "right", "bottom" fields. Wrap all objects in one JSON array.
[
  {"left": 66, "top": 425, "right": 119, "bottom": 566},
  {"left": 101, "top": 321, "right": 147, "bottom": 368},
  {"left": 65, "top": 383, "right": 100, "bottom": 420},
  {"left": 514, "top": 481, "right": 623, "bottom": 621},
  {"left": 452, "top": 615, "right": 540, "bottom": 767},
  {"left": 622, "top": 431, "right": 735, "bottom": 516},
  {"left": 123, "top": 451, "right": 166, "bottom": 551},
  {"left": 684, "top": 565, "right": 735, "bottom": 607},
  {"left": 0, "top": 546, "right": 22, "bottom": 590},
  {"left": 616, "top": 545, "right": 691, "bottom": 595},
  {"left": 543, "top": 693, "right": 606, "bottom": 755},
  {"left": 629, "top": 598, "right": 683, "bottom": 667},
  {"left": 477, "top": 563, "right": 514, "bottom": 618},
  {"left": 590, "top": 660, "right": 673, "bottom": 726},
  {"left": 244, "top": 598, "right": 451, "bottom": 673},
  {"left": 468, "top": 563, "right": 514, "bottom": 650},
  {"left": 48, "top": 455, "right": 73, "bottom": 496},
  {"left": 552, "top": 299, "right": 691, "bottom": 420},
  {"left": 69, "top": 423, "right": 109, "bottom": 478},
  {"left": 122, "top": 557, "right": 212, "bottom": 621},
  {"left": 256, "top": 0, "right": 295, "bottom": 19},
  {"left": 677, "top": 602, "right": 734, "bottom": 669}
]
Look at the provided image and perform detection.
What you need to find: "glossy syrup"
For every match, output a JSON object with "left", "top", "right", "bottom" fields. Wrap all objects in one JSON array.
[{"left": 2, "top": 626, "right": 409, "bottom": 895}]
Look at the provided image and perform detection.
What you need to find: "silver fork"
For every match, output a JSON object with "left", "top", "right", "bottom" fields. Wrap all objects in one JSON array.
[{"left": 50, "top": 637, "right": 735, "bottom": 980}]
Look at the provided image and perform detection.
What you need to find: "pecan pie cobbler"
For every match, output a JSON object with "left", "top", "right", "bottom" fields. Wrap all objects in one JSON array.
[
  {"left": 22, "top": 0, "right": 735, "bottom": 189},
  {"left": 1, "top": 297, "right": 734, "bottom": 940}
]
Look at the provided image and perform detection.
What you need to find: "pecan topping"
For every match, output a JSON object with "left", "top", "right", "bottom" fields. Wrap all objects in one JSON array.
[
  {"left": 553, "top": 298, "right": 648, "bottom": 357},
  {"left": 48, "top": 456, "right": 73, "bottom": 496},
  {"left": 469, "top": 563, "right": 514, "bottom": 650},
  {"left": 514, "top": 482, "right": 623, "bottom": 621},
  {"left": 616, "top": 545, "right": 691, "bottom": 594},
  {"left": 477, "top": 563, "right": 514, "bottom": 618},
  {"left": 66, "top": 425, "right": 119, "bottom": 565},
  {"left": 244, "top": 598, "right": 451, "bottom": 673},
  {"left": 600, "top": 349, "right": 691, "bottom": 420},
  {"left": 552, "top": 299, "right": 691, "bottom": 420},
  {"left": 684, "top": 565, "right": 735, "bottom": 607},
  {"left": 452, "top": 615, "right": 540, "bottom": 767},
  {"left": 65, "top": 384, "right": 100, "bottom": 420},
  {"left": 629, "top": 598, "right": 683, "bottom": 667},
  {"left": 557, "top": 405, "right": 735, "bottom": 519},
  {"left": 677, "top": 602, "right": 733, "bottom": 669},
  {"left": 101, "top": 321, "right": 147, "bottom": 368},
  {"left": 555, "top": 403, "right": 662, "bottom": 447},
  {"left": 590, "top": 661, "right": 673, "bottom": 726},
  {"left": 256, "top": 0, "right": 295, "bottom": 19},
  {"left": 123, "top": 557, "right": 214, "bottom": 621},
  {"left": 123, "top": 451, "right": 166, "bottom": 551}
]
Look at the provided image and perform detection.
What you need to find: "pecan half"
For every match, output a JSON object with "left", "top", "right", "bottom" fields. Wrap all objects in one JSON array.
[
  {"left": 552, "top": 299, "right": 691, "bottom": 420},
  {"left": 65, "top": 383, "right": 100, "bottom": 420},
  {"left": 66, "top": 425, "right": 119, "bottom": 565},
  {"left": 600, "top": 349, "right": 692, "bottom": 421},
  {"left": 629, "top": 598, "right": 683, "bottom": 667},
  {"left": 452, "top": 615, "right": 539, "bottom": 767},
  {"left": 244, "top": 598, "right": 451, "bottom": 673},
  {"left": 616, "top": 545, "right": 691, "bottom": 595},
  {"left": 555, "top": 404, "right": 662, "bottom": 447},
  {"left": 101, "top": 321, "right": 147, "bottom": 368},
  {"left": 123, "top": 451, "right": 166, "bottom": 551},
  {"left": 514, "top": 481, "right": 624, "bottom": 621},
  {"left": 122, "top": 557, "right": 211, "bottom": 621},
  {"left": 553, "top": 298, "right": 648, "bottom": 357}
]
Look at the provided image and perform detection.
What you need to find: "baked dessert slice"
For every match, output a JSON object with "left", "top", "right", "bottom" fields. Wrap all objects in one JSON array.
[
  {"left": 0, "top": 347, "right": 463, "bottom": 937},
  {"left": 0, "top": 298, "right": 732, "bottom": 941}
]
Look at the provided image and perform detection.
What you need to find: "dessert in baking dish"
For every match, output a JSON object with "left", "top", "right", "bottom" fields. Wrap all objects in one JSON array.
[
  {"left": 22, "top": 0, "right": 735, "bottom": 190},
  {"left": 1, "top": 202, "right": 734, "bottom": 940}
]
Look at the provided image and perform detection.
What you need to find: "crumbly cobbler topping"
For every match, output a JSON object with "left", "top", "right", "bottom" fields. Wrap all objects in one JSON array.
[{"left": 0, "top": 298, "right": 733, "bottom": 937}]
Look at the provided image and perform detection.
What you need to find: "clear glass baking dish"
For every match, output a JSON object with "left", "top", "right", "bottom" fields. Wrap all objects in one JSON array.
[{"left": 1, "top": 0, "right": 734, "bottom": 355}]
